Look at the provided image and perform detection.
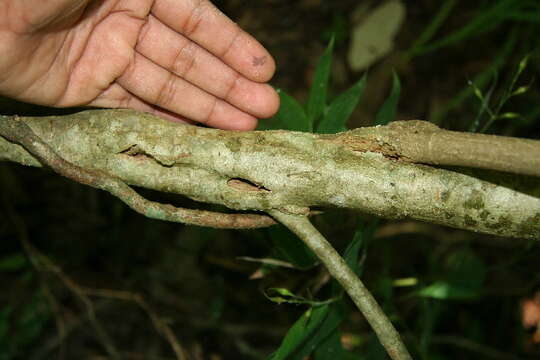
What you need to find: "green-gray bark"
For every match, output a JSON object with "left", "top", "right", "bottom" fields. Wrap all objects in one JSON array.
[{"left": 1, "top": 109, "right": 539, "bottom": 239}]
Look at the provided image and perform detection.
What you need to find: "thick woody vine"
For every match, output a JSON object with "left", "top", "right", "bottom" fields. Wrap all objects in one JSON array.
[{"left": 1, "top": 110, "right": 539, "bottom": 360}]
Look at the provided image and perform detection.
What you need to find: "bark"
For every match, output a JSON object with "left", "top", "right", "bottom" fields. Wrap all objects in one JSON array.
[{"left": 1, "top": 109, "right": 539, "bottom": 239}]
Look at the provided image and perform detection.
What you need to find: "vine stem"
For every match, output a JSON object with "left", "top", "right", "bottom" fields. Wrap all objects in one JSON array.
[
  {"left": 0, "top": 115, "right": 275, "bottom": 229},
  {"left": 268, "top": 209, "right": 413, "bottom": 360}
]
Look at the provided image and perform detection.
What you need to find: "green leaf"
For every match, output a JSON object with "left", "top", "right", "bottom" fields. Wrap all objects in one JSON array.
[
  {"left": 317, "top": 74, "right": 367, "bottom": 133},
  {"left": 0, "top": 307, "right": 12, "bottom": 339},
  {"left": 418, "top": 248, "right": 486, "bottom": 300},
  {"left": 418, "top": 281, "right": 477, "bottom": 300},
  {"left": 0, "top": 254, "right": 27, "bottom": 272},
  {"left": 431, "top": 27, "right": 517, "bottom": 124},
  {"left": 342, "top": 228, "right": 366, "bottom": 277},
  {"left": 269, "top": 225, "right": 318, "bottom": 270},
  {"left": 264, "top": 288, "right": 336, "bottom": 306},
  {"left": 275, "top": 89, "right": 311, "bottom": 132},
  {"left": 307, "top": 37, "right": 335, "bottom": 125},
  {"left": 498, "top": 112, "right": 520, "bottom": 119},
  {"left": 412, "top": 0, "right": 519, "bottom": 56},
  {"left": 330, "top": 220, "right": 377, "bottom": 296},
  {"left": 511, "top": 85, "right": 529, "bottom": 97},
  {"left": 517, "top": 55, "right": 529, "bottom": 76},
  {"left": 374, "top": 71, "right": 401, "bottom": 126},
  {"left": 407, "top": 0, "right": 458, "bottom": 58},
  {"left": 314, "top": 328, "right": 345, "bottom": 360},
  {"left": 268, "top": 302, "right": 345, "bottom": 360}
]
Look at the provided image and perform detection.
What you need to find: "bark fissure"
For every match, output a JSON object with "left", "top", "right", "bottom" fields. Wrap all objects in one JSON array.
[{"left": 0, "top": 109, "right": 539, "bottom": 239}]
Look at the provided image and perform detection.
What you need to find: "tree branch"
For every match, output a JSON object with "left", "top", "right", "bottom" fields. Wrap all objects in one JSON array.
[
  {"left": 0, "top": 115, "right": 275, "bottom": 229},
  {"left": 268, "top": 209, "right": 412, "bottom": 360},
  {"left": 0, "top": 110, "right": 538, "bottom": 239},
  {"left": 326, "top": 120, "right": 540, "bottom": 177}
]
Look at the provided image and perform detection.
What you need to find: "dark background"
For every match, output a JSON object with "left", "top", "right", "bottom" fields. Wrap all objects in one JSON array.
[{"left": 1, "top": 1, "right": 540, "bottom": 359}]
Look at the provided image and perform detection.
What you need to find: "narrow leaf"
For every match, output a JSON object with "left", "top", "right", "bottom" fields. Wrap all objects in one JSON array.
[
  {"left": 275, "top": 89, "right": 311, "bottom": 132},
  {"left": 307, "top": 37, "right": 335, "bottom": 125},
  {"left": 374, "top": 71, "right": 401, "bottom": 126},
  {"left": 314, "top": 329, "right": 345, "bottom": 360},
  {"left": 418, "top": 248, "right": 486, "bottom": 300},
  {"left": 0, "top": 254, "right": 27, "bottom": 272},
  {"left": 269, "top": 225, "right": 318, "bottom": 270},
  {"left": 264, "top": 288, "right": 336, "bottom": 306},
  {"left": 343, "top": 228, "right": 366, "bottom": 276},
  {"left": 517, "top": 54, "right": 529, "bottom": 76},
  {"left": 498, "top": 112, "right": 520, "bottom": 119},
  {"left": 317, "top": 74, "right": 367, "bottom": 133},
  {"left": 269, "top": 303, "right": 345, "bottom": 360},
  {"left": 511, "top": 85, "right": 529, "bottom": 97}
]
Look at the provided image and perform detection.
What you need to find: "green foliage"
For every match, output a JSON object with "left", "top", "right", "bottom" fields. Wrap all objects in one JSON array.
[
  {"left": 263, "top": 37, "right": 405, "bottom": 358},
  {"left": 269, "top": 220, "right": 374, "bottom": 358},
  {"left": 411, "top": 0, "right": 540, "bottom": 126},
  {"left": 406, "top": 0, "right": 457, "bottom": 59},
  {"left": 430, "top": 28, "right": 518, "bottom": 125},
  {"left": 418, "top": 248, "right": 486, "bottom": 300},
  {"left": 0, "top": 253, "right": 27, "bottom": 272},
  {"left": 269, "top": 224, "right": 319, "bottom": 270},
  {"left": 307, "top": 37, "right": 334, "bottom": 127},
  {"left": 0, "top": 291, "right": 51, "bottom": 359},
  {"left": 374, "top": 71, "right": 401, "bottom": 126},
  {"left": 273, "top": 90, "right": 311, "bottom": 132},
  {"left": 468, "top": 55, "right": 530, "bottom": 132},
  {"left": 264, "top": 287, "right": 337, "bottom": 306},
  {"left": 316, "top": 74, "right": 367, "bottom": 133},
  {"left": 263, "top": 36, "right": 401, "bottom": 134},
  {"left": 408, "top": 0, "right": 527, "bottom": 57},
  {"left": 268, "top": 302, "right": 345, "bottom": 360}
]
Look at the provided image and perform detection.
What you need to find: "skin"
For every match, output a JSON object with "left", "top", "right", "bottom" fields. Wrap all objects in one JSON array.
[{"left": 0, "top": 0, "right": 280, "bottom": 130}]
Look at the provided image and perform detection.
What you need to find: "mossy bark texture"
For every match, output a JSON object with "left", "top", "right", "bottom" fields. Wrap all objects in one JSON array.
[{"left": 1, "top": 109, "right": 539, "bottom": 239}]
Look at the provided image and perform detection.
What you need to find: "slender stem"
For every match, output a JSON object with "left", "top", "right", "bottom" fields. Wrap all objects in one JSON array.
[
  {"left": 269, "top": 210, "right": 412, "bottom": 360},
  {"left": 0, "top": 115, "right": 275, "bottom": 229}
]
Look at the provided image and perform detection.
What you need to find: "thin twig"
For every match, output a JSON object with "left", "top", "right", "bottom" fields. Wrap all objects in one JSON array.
[
  {"left": 0, "top": 115, "right": 276, "bottom": 229},
  {"left": 268, "top": 209, "right": 412, "bottom": 360}
]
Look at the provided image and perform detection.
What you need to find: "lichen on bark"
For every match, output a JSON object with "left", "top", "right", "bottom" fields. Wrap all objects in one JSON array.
[{"left": 1, "top": 109, "right": 539, "bottom": 239}]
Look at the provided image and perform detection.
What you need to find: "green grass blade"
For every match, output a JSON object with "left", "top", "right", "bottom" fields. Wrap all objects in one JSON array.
[
  {"left": 307, "top": 37, "right": 335, "bottom": 125},
  {"left": 374, "top": 71, "right": 401, "bottom": 126},
  {"left": 430, "top": 28, "right": 517, "bottom": 125},
  {"left": 316, "top": 74, "right": 367, "bottom": 133},
  {"left": 417, "top": 248, "right": 486, "bottom": 300},
  {"left": 274, "top": 89, "right": 311, "bottom": 132},
  {"left": 268, "top": 302, "right": 345, "bottom": 360},
  {"left": 413, "top": 0, "right": 519, "bottom": 56},
  {"left": 407, "top": 0, "right": 457, "bottom": 58},
  {"left": 313, "top": 330, "right": 345, "bottom": 360},
  {"left": 0, "top": 253, "right": 27, "bottom": 272},
  {"left": 343, "top": 227, "right": 366, "bottom": 277},
  {"left": 269, "top": 225, "right": 318, "bottom": 270},
  {"left": 468, "top": 76, "right": 497, "bottom": 132}
]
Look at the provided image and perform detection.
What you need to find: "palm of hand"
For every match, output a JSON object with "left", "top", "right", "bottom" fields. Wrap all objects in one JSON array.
[{"left": 0, "top": 0, "right": 278, "bottom": 130}]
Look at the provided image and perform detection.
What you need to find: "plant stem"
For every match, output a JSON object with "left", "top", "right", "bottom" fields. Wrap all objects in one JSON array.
[{"left": 269, "top": 210, "right": 413, "bottom": 360}]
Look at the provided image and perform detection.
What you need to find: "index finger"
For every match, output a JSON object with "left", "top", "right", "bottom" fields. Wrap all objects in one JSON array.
[{"left": 151, "top": 0, "right": 275, "bottom": 83}]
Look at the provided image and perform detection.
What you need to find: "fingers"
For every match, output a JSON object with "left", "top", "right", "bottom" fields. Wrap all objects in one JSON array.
[
  {"left": 136, "top": 15, "right": 278, "bottom": 119},
  {"left": 116, "top": 52, "right": 259, "bottom": 130},
  {"left": 151, "top": 0, "right": 275, "bottom": 83},
  {"left": 89, "top": 83, "right": 197, "bottom": 125}
]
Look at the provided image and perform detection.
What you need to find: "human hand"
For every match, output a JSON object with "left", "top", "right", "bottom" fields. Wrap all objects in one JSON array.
[{"left": 0, "top": 0, "right": 279, "bottom": 130}]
